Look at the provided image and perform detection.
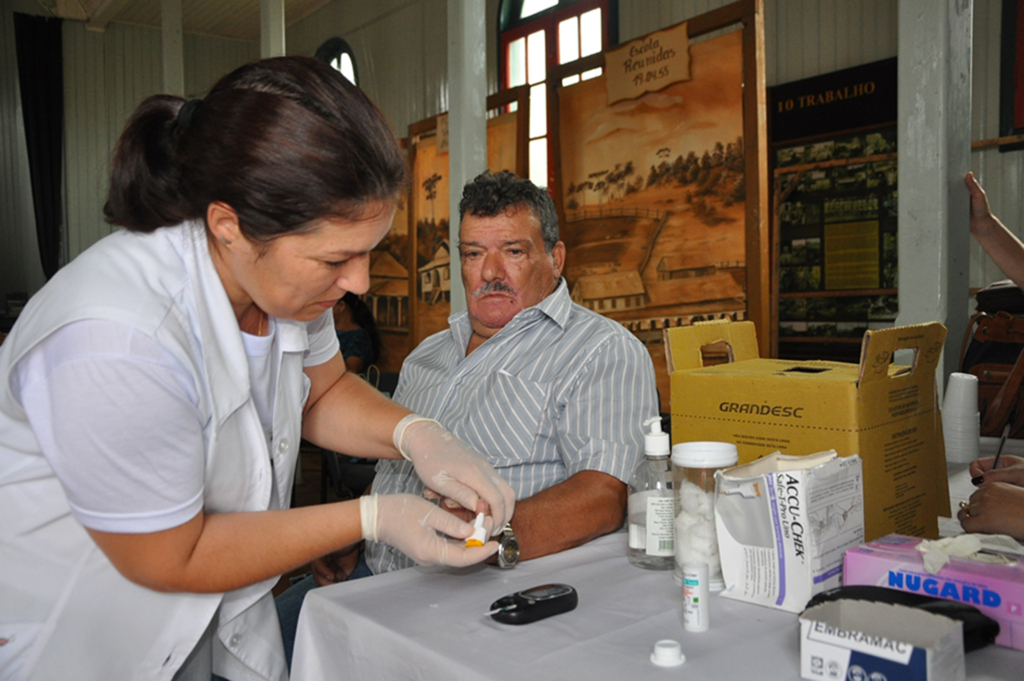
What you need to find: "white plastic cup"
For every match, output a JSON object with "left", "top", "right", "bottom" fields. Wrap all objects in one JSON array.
[
  {"left": 943, "top": 372, "right": 979, "bottom": 418},
  {"left": 943, "top": 414, "right": 980, "bottom": 465}
]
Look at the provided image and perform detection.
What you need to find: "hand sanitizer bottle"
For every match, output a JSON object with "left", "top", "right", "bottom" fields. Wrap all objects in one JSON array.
[{"left": 627, "top": 416, "right": 674, "bottom": 569}]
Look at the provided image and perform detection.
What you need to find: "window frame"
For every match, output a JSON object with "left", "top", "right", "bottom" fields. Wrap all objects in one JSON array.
[
  {"left": 314, "top": 36, "right": 359, "bottom": 85},
  {"left": 498, "top": 0, "right": 617, "bottom": 188}
]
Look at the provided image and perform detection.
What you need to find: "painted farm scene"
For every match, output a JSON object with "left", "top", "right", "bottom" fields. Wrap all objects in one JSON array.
[{"left": 558, "top": 30, "right": 748, "bottom": 406}]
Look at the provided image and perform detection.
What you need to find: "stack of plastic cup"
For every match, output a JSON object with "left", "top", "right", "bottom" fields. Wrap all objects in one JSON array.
[{"left": 942, "top": 372, "right": 981, "bottom": 464}]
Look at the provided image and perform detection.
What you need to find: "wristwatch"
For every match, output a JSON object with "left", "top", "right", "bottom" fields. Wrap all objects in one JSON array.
[{"left": 496, "top": 523, "right": 520, "bottom": 569}]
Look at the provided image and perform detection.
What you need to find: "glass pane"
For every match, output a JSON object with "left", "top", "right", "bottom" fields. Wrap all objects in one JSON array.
[
  {"left": 339, "top": 54, "right": 356, "bottom": 84},
  {"left": 562, "top": 74, "right": 580, "bottom": 87},
  {"left": 581, "top": 67, "right": 602, "bottom": 81},
  {"left": 559, "top": 17, "right": 579, "bottom": 64},
  {"left": 529, "top": 138, "right": 548, "bottom": 188},
  {"left": 520, "top": 0, "right": 558, "bottom": 19},
  {"left": 527, "top": 30, "right": 546, "bottom": 84},
  {"left": 508, "top": 37, "right": 527, "bottom": 88},
  {"left": 580, "top": 8, "right": 602, "bottom": 56},
  {"left": 529, "top": 83, "right": 547, "bottom": 138}
]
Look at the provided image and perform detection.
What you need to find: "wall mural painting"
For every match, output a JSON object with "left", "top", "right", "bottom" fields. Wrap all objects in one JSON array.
[
  {"left": 410, "top": 134, "right": 452, "bottom": 346},
  {"left": 401, "top": 111, "right": 521, "bottom": 354},
  {"left": 559, "top": 29, "right": 747, "bottom": 409},
  {"left": 366, "top": 175, "right": 412, "bottom": 375}
]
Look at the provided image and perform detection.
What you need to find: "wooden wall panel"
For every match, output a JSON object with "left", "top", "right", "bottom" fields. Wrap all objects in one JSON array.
[
  {"left": 0, "top": 0, "right": 47, "bottom": 300},
  {"left": 3, "top": 0, "right": 1024, "bottom": 304},
  {"left": 971, "top": 0, "right": 1024, "bottom": 291},
  {"left": 184, "top": 33, "right": 258, "bottom": 98},
  {"left": 620, "top": 0, "right": 898, "bottom": 87},
  {"left": 61, "top": 20, "right": 255, "bottom": 263}
]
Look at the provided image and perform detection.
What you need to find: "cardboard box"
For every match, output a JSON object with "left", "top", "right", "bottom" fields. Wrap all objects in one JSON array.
[
  {"left": 799, "top": 600, "right": 965, "bottom": 681},
  {"left": 715, "top": 450, "right": 864, "bottom": 613},
  {"left": 666, "top": 320, "right": 950, "bottom": 540},
  {"left": 844, "top": 534, "right": 1024, "bottom": 651}
]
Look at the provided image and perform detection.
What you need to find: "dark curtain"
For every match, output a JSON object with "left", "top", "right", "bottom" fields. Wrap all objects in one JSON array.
[{"left": 13, "top": 13, "right": 63, "bottom": 280}]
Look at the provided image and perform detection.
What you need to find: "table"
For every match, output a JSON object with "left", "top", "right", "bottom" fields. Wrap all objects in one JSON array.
[{"left": 291, "top": 532, "right": 1021, "bottom": 680}]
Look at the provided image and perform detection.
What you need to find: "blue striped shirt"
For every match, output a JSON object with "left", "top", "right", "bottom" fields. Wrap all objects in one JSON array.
[{"left": 366, "top": 279, "right": 659, "bottom": 573}]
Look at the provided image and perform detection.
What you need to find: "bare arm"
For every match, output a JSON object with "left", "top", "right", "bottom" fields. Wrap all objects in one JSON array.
[
  {"left": 433, "top": 469, "right": 626, "bottom": 562},
  {"left": 508, "top": 470, "right": 626, "bottom": 560},
  {"left": 87, "top": 501, "right": 363, "bottom": 593},
  {"left": 301, "top": 352, "right": 410, "bottom": 459},
  {"left": 966, "top": 172, "right": 1024, "bottom": 289}
]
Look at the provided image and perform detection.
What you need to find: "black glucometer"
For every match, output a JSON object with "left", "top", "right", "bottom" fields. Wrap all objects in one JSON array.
[{"left": 488, "top": 583, "right": 578, "bottom": 624}]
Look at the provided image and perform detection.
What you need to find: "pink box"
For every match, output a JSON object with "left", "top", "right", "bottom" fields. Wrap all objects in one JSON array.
[{"left": 843, "top": 534, "right": 1024, "bottom": 651}]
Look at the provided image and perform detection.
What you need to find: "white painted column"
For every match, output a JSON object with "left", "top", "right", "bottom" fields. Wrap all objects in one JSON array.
[
  {"left": 160, "top": 0, "right": 184, "bottom": 96},
  {"left": 896, "top": 0, "right": 973, "bottom": 379},
  {"left": 260, "top": 0, "right": 286, "bottom": 58},
  {"left": 446, "top": 0, "right": 487, "bottom": 314}
]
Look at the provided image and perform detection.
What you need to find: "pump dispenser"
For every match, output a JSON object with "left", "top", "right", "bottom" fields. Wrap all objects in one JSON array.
[{"left": 627, "top": 417, "right": 674, "bottom": 569}]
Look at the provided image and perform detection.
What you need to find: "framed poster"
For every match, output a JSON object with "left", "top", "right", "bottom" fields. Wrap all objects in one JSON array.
[
  {"left": 552, "top": 0, "right": 768, "bottom": 409},
  {"left": 770, "top": 58, "right": 898, "bottom": 362}
]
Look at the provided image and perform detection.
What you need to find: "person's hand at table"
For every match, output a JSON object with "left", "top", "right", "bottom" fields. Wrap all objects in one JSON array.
[
  {"left": 422, "top": 487, "right": 478, "bottom": 524},
  {"left": 310, "top": 543, "right": 363, "bottom": 586},
  {"left": 395, "top": 415, "right": 515, "bottom": 532},
  {"left": 970, "top": 454, "right": 1024, "bottom": 487},
  {"left": 957, "top": 481, "right": 1024, "bottom": 541},
  {"left": 361, "top": 493, "right": 497, "bottom": 566}
]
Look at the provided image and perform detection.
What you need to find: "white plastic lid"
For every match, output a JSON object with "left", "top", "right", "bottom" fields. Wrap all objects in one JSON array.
[
  {"left": 671, "top": 441, "right": 738, "bottom": 468},
  {"left": 650, "top": 640, "right": 686, "bottom": 667},
  {"left": 643, "top": 417, "right": 670, "bottom": 458}
]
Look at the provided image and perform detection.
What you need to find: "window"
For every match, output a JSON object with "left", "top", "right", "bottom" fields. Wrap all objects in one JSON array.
[
  {"left": 315, "top": 37, "right": 358, "bottom": 85},
  {"left": 499, "top": 0, "right": 616, "bottom": 188}
]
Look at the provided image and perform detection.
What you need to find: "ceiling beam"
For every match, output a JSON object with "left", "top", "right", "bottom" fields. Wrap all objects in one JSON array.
[
  {"left": 85, "top": 0, "right": 136, "bottom": 32},
  {"left": 52, "top": 0, "right": 87, "bottom": 22}
]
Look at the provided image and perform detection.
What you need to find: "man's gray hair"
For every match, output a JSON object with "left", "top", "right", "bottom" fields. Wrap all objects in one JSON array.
[{"left": 458, "top": 170, "right": 559, "bottom": 252}]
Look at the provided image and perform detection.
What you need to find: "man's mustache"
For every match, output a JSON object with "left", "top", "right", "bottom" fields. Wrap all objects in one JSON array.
[{"left": 471, "top": 280, "right": 517, "bottom": 297}]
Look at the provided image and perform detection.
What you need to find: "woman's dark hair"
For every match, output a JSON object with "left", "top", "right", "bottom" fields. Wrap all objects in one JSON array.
[
  {"left": 458, "top": 170, "right": 559, "bottom": 251},
  {"left": 342, "top": 291, "right": 382, "bottom": 365},
  {"left": 103, "top": 56, "right": 407, "bottom": 240}
]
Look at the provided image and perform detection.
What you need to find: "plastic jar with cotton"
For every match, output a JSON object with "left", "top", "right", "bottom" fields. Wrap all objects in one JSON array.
[{"left": 670, "top": 441, "right": 738, "bottom": 590}]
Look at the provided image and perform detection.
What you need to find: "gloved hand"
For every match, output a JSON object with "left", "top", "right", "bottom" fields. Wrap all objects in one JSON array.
[
  {"left": 394, "top": 415, "right": 515, "bottom": 531},
  {"left": 360, "top": 493, "right": 498, "bottom": 566}
]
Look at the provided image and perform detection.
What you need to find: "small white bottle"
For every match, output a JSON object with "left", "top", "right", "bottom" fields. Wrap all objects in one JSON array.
[
  {"left": 627, "top": 417, "right": 674, "bottom": 570},
  {"left": 682, "top": 561, "right": 710, "bottom": 632}
]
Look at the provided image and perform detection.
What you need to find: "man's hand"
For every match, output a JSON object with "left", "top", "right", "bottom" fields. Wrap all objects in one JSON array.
[
  {"left": 362, "top": 493, "right": 497, "bottom": 566},
  {"left": 398, "top": 417, "right": 515, "bottom": 530},
  {"left": 310, "top": 543, "right": 363, "bottom": 587},
  {"left": 422, "top": 487, "right": 479, "bottom": 524}
]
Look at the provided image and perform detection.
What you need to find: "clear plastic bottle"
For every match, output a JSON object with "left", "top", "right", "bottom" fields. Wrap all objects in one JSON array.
[
  {"left": 627, "top": 417, "right": 674, "bottom": 569},
  {"left": 671, "top": 441, "right": 738, "bottom": 590}
]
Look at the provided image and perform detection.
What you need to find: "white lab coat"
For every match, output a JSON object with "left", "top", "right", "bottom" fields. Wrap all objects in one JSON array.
[{"left": 0, "top": 223, "right": 309, "bottom": 681}]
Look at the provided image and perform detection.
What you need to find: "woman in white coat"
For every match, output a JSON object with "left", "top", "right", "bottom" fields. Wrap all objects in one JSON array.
[{"left": 0, "top": 56, "right": 514, "bottom": 681}]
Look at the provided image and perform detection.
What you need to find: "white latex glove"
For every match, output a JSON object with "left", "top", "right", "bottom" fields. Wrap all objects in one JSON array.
[
  {"left": 394, "top": 415, "right": 515, "bottom": 531},
  {"left": 360, "top": 493, "right": 497, "bottom": 566}
]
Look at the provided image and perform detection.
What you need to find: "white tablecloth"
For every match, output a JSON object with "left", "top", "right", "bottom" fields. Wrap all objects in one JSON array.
[{"left": 291, "top": 532, "right": 1021, "bottom": 680}]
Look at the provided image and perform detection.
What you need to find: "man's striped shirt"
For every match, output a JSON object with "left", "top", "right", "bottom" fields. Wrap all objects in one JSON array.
[{"left": 366, "top": 279, "right": 659, "bottom": 574}]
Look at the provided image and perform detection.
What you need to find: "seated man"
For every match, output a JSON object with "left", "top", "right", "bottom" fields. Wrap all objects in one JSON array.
[
  {"left": 369, "top": 169, "right": 659, "bottom": 571},
  {"left": 276, "top": 170, "right": 657, "bottom": 660}
]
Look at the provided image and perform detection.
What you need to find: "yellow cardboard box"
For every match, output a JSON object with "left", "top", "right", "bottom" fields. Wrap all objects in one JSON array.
[{"left": 666, "top": 319, "right": 950, "bottom": 540}]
